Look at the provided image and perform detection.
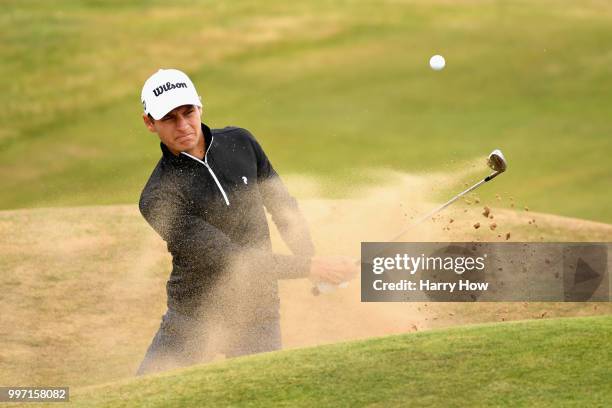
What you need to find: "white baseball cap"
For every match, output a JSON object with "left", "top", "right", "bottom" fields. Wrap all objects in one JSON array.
[{"left": 141, "top": 69, "right": 202, "bottom": 120}]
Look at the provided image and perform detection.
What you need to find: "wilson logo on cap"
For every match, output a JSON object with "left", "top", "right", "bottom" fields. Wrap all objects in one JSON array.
[
  {"left": 152, "top": 82, "right": 189, "bottom": 97},
  {"left": 141, "top": 68, "right": 202, "bottom": 120}
]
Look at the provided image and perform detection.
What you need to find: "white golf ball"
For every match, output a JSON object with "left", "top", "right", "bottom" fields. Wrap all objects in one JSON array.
[{"left": 429, "top": 54, "right": 446, "bottom": 71}]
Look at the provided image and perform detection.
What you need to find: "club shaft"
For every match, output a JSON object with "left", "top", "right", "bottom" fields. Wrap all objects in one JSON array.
[
  {"left": 387, "top": 172, "right": 498, "bottom": 242},
  {"left": 414, "top": 178, "right": 487, "bottom": 224}
]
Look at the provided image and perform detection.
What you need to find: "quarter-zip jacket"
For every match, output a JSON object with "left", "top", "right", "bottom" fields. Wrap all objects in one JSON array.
[{"left": 139, "top": 123, "right": 314, "bottom": 317}]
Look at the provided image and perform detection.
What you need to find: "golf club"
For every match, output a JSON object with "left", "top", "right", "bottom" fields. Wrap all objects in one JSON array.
[
  {"left": 312, "top": 149, "right": 508, "bottom": 296},
  {"left": 386, "top": 149, "right": 508, "bottom": 242}
]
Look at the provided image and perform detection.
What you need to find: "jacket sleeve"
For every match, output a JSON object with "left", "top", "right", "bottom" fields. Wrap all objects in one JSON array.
[
  {"left": 139, "top": 183, "right": 311, "bottom": 280},
  {"left": 244, "top": 129, "right": 316, "bottom": 269}
]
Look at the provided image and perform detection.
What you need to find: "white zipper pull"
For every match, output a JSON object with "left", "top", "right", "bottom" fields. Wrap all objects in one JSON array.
[
  {"left": 180, "top": 139, "right": 230, "bottom": 206},
  {"left": 204, "top": 162, "right": 230, "bottom": 206}
]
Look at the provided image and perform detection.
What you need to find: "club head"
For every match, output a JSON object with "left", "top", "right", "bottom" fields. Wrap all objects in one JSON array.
[{"left": 487, "top": 149, "right": 507, "bottom": 173}]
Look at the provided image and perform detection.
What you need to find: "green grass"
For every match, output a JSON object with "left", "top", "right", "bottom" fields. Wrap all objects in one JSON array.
[
  {"left": 1, "top": 0, "right": 612, "bottom": 222},
  {"left": 65, "top": 315, "right": 612, "bottom": 407}
]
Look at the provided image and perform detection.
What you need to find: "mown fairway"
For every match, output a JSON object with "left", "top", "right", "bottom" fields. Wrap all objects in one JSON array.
[{"left": 1, "top": 0, "right": 611, "bottom": 221}]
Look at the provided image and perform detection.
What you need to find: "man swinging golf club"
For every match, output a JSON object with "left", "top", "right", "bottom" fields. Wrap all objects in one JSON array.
[{"left": 136, "top": 68, "right": 357, "bottom": 375}]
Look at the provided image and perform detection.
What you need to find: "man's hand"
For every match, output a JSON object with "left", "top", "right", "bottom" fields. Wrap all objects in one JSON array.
[{"left": 309, "top": 256, "right": 359, "bottom": 285}]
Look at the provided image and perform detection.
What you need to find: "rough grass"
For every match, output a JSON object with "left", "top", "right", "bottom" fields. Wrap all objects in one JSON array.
[{"left": 1, "top": 0, "right": 612, "bottom": 221}]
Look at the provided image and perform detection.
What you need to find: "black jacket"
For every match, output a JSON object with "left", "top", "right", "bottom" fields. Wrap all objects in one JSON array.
[{"left": 139, "top": 123, "right": 314, "bottom": 317}]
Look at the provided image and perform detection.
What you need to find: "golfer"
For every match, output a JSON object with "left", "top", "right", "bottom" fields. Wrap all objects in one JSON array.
[{"left": 136, "top": 69, "right": 355, "bottom": 375}]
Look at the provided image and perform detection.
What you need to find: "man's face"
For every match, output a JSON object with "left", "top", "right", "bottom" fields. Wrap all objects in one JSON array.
[{"left": 143, "top": 105, "right": 202, "bottom": 155}]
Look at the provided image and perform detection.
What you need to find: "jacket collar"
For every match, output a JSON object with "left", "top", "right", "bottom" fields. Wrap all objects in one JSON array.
[{"left": 160, "top": 123, "right": 213, "bottom": 164}]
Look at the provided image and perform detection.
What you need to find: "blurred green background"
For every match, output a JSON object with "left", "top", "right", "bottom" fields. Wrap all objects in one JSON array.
[{"left": 1, "top": 0, "right": 611, "bottom": 222}]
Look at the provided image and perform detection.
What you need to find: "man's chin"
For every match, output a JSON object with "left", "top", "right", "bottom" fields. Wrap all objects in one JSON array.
[{"left": 175, "top": 138, "right": 195, "bottom": 149}]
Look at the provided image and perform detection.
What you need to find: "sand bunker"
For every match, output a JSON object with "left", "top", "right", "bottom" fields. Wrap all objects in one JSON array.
[{"left": 1, "top": 166, "right": 611, "bottom": 385}]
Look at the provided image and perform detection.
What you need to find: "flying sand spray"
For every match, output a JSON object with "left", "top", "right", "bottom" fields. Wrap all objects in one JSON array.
[{"left": 312, "top": 149, "right": 508, "bottom": 295}]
